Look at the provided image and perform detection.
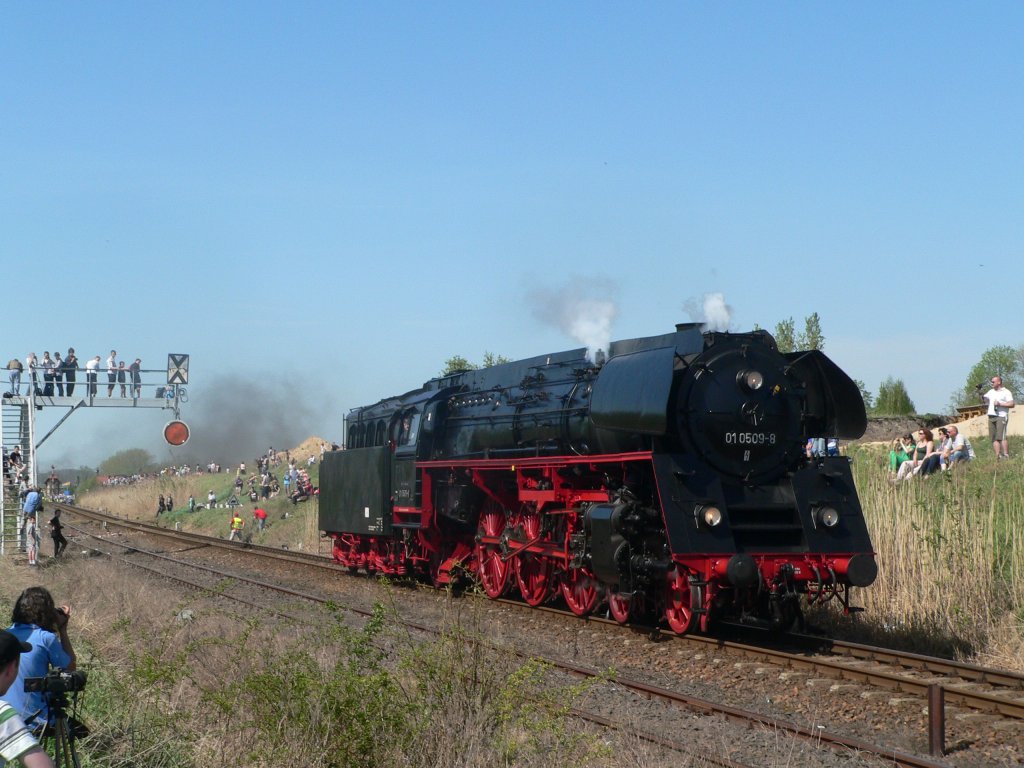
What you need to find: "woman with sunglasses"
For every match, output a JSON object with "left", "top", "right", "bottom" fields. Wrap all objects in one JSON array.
[{"left": 895, "top": 428, "right": 934, "bottom": 481}]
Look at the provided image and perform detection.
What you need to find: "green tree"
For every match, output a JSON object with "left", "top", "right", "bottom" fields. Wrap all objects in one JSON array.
[
  {"left": 874, "top": 376, "right": 915, "bottom": 416},
  {"left": 99, "top": 448, "right": 157, "bottom": 476},
  {"left": 772, "top": 313, "right": 824, "bottom": 352},
  {"left": 952, "top": 345, "right": 1023, "bottom": 408},
  {"left": 797, "top": 312, "right": 825, "bottom": 350},
  {"left": 440, "top": 355, "right": 476, "bottom": 376},
  {"left": 773, "top": 317, "right": 796, "bottom": 353},
  {"left": 442, "top": 352, "right": 511, "bottom": 375},
  {"left": 481, "top": 352, "right": 512, "bottom": 368},
  {"left": 854, "top": 379, "right": 874, "bottom": 411}
]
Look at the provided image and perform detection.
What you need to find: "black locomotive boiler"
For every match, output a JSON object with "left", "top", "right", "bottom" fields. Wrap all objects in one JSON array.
[{"left": 319, "top": 323, "right": 876, "bottom": 633}]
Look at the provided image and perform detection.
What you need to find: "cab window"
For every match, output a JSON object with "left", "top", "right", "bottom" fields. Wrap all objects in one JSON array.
[{"left": 397, "top": 410, "right": 420, "bottom": 447}]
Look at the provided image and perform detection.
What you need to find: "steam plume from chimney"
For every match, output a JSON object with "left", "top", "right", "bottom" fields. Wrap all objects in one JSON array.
[
  {"left": 684, "top": 292, "right": 733, "bottom": 332},
  {"left": 528, "top": 277, "right": 618, "bottom": 362}
]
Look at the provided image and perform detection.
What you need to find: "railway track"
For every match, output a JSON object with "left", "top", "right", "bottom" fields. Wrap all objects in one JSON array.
[
  {"left": 515, "top": 603, "right": 1024, "bottom": 720},
  {"left": 58, "top": 503, "right": 1022, "bottom": 766}
]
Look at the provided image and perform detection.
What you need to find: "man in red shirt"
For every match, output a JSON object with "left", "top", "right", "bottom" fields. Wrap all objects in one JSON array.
[{"left": 253, "top": 506, "right": 268, "bottom": 532}]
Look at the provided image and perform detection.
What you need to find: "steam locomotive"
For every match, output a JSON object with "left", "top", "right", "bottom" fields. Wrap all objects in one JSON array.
[{"left": 319, "top": 323, "right": 876, "bottom": 633}]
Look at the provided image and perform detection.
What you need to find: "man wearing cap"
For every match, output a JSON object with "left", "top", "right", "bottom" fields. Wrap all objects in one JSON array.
[
  {"left": 228, "top": 510, "right": 245, "bottom": 542},
  {"left": 0, "top": 630, "right": 55, "bottom": 767}
]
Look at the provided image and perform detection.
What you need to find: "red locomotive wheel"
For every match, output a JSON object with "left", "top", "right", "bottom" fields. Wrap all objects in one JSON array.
[
  {"left": 512, "top": 504, "right": 553, "bottom": 606},
  {"left": 665, "top": 566, "right": 703, "bottom": 635},
  {"left": 606, "top": 588, "right": 632, "bottom": 625},
  {"left": 475, "top": 500, "right": 509, "bottom": 598},
  {"left": 560, "top": 567, "right": 599, "bottom": 616},
  {"left": 515, "top": 553, "right": 553, "bottom": 606}
]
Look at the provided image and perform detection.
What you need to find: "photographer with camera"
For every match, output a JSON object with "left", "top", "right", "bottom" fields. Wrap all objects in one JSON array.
[
  {"left": 980, "top": 376, "right": 1015, "bottom": 459},
  {"left": 0, "top": 630, "right": 55, "bottom": 767},
  {"left": 0, "top": 589, "right": 76, "bottom": 735}
]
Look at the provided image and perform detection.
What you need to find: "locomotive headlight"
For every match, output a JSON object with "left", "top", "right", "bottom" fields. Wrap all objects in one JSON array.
[
  {"left": 738, "top": 370, "right": 764, "bottom": 392},
  {"left": 696, "top": 504, "right": 723, "bottom": 528},
  {"left": 816, "top": 506, "right": 840, "bottom": 528}
]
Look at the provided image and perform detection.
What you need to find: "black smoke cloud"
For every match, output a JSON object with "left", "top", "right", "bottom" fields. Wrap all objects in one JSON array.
[
  {"left": 166, "top": 374, "right": 328, "bottom": 467},
  {"left": 38, "top": 374, "right": 339, "bottom": 473}
]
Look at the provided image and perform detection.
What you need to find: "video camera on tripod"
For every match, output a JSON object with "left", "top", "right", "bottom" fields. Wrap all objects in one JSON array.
[
  {"left": 24, "top": 670, "right": 87, "bottom": 696},
  {"left": 25, "top": 670, "right": 88, "bottom": 768}
]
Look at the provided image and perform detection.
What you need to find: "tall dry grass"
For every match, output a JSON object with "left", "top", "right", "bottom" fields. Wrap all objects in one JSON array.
[
  {"left": 82, "top": 476, "right": 207, "bottom": 518},
  {"left": 847, "top": 445, "right": 1024, "bottom": 670}
]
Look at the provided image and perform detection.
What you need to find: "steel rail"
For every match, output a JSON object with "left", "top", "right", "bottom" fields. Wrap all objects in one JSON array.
[
  {"left": 498, "top": 604, "right": 1024, "bottom": 720},
  {"left": 56, "top": 502, "right": 337, "bottom": 568},
  {"left": 806, "top": 636, "right": 1024, "bottom": 690}
]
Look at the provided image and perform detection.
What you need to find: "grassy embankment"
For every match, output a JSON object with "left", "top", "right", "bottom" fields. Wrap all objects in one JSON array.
[{"left": 78, "top": 438, "right": 329, "bottom": 555}]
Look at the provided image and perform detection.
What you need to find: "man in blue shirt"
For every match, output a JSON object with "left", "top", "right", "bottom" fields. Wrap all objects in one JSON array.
[
  {"left": 21, "top": 490, "right": 40, "bottom": 518},
  {"left": 20, "top": 490, "right": 42, "bottom": 565},
  {"left": 0, "top": 589, "right": 75, "bottom": 732}
]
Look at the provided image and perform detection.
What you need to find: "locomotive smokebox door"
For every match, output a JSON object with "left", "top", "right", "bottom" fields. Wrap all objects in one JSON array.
[{"left": 319, "top": 447, "right": 392, "bottom": 535}]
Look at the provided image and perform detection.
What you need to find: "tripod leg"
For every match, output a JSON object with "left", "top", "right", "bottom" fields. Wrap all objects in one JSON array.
[{"left": 48, "top": 717, "right": 81, "bottom": 768}]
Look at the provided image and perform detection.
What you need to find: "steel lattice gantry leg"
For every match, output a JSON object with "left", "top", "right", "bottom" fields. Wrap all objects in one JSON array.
[{"left": 2, "top": 398, "right": 33, "bottom": 555}]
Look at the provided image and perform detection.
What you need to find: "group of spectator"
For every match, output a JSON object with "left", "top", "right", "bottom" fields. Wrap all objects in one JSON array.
[
  {"left": 805, "top": 437, "right": 840, "bottom": 458},
  {"left": 6, "top": 349, "right": 142, "bottom": 399},
  {"left": 890, "top": 425, "right": 976, "bottom": 481},
  {"left": 155, "top": 494, "right": 175, "bottom": 517},
  {"left": 17, "top": 487, "right": 68, "bottom": 568},
  {"left": 885, "top": 374, "right": 1014, "bottom": 482},
  {"left": 100, "top": 462, "right": 228, "bottom": 487}
]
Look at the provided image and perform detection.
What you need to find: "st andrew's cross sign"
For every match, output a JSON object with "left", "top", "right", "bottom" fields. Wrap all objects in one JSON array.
[{"left": 167, "top": 354, "right": 189, "bottom": 385}]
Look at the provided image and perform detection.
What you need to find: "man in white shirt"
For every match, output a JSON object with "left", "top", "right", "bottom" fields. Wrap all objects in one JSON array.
[
  {"left": 982, "top": 376, "right": 1015, "bottom": 459},
  {"left": 105, "top": 351, "right": 117, "bottom": 397},
  {"left": 942, "top": 425, "right": 974, "bottom": 468},
  {"left": 84, "top": 357, "right": 100, "bottom": 397},
  {"left": 0, "top": 631, "right": 55, "bottom": 768},
  {"left": 24, "top": 354, "right": 37, "bottom": 395}
]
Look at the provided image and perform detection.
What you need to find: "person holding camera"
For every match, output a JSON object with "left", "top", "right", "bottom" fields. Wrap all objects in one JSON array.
[
  {"left": 0, "top": 589, "right": 76, "bottom": 734},
  {"left": 981, "top": 376, "right": 1015, "bottom": 459},
  {"left": 0, "top": 631, "right": 55, "bottom": 768}
]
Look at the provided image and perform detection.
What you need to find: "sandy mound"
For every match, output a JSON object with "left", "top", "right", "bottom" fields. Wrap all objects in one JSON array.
[
  {"left": 287, "top": 436, "right": 330, "bottom": 463},
  {"left": 858, "top": 411, "right": 1022, "bottom": 446},
  {"left": 947, "top": 412, "right": 1024, "bottom": 439}
]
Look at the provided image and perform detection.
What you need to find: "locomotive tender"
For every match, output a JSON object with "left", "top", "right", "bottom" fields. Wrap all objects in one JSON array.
[{"left": 319, "top": 323, "right": 877, "bottom": 633}]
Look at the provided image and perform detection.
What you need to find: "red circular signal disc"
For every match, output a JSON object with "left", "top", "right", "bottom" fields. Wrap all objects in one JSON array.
[{"left": 164, "top": 420, "right": 190, "bottom": 446}]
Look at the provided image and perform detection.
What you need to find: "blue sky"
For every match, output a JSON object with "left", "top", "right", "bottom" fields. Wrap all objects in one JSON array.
[{"left": 3, "top": 3, "right": 1022, "bottom": 468}]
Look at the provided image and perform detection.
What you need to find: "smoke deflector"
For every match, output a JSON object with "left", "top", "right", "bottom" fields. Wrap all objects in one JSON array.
[{"left": 590, "top": 346, "right": 676, "bottom": 435}]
